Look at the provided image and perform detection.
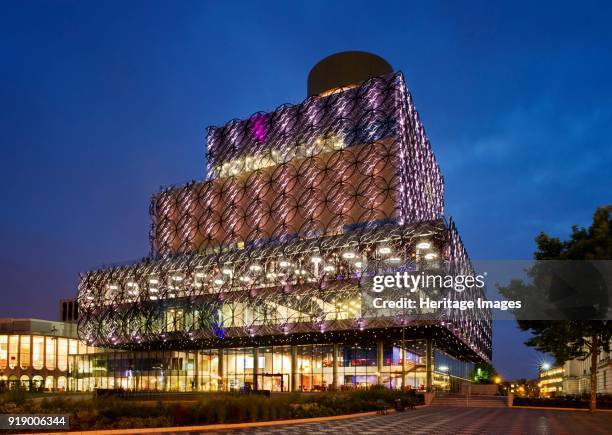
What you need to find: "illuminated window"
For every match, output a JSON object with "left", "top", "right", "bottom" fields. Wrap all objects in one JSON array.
[
  {"left": 0, "top": 335, "right": 7, "bottom": 369},
  {"left": 78, "top": 341, "right": 88, "bottom": 355},
  {"left": 166, "top": 309, "right": 185, "bottom": 332},
  {"left": 45, "top": 376, "right": 54, "bottom": 390},
  {"left": 57, "top": 338, "right": 68, "bottom": 371},
  {"left": 32, "top": 375, "right": 43, "bottom": 390},
  {"left": 20, "top": 375, "right": 30, "bottom": 390},
  {"left": 57, "top": 376, "right": 67, "bottom": 391},
  {"left": 45, "top": 337, "right": 56, "bottom": 370},
  {"left": 8, "top": 336, "right": 18, "bottom": 369},
  {"left": 20, "top": 335, "right": 31, "bottom": 369},
  {"left": 32, "top": 336, "right": 44, "bottom": 370},
  {"left": 69, "top": 339, "right": 78, "bottom": 355}
]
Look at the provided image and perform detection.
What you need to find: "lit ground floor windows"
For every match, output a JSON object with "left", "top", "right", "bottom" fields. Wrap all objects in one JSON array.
[
  {"left": 0, "top": 374, "right": 72, "bottom": 392},
  {"left": 0, "top": 334, "right": 79, "bottom": 374},
  {"left": 70, "top": 339, "right": 474, "bottom": 393},
  {"left": 45, "top": 375, "right": 54, "bottom": 390},
  {"left": 0, "top": 333, "right": 83, "bottom": 392}
]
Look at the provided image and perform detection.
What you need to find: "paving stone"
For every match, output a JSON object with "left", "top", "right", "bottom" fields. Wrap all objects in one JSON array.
[{"left": 176, "top": 407, "right": 612, "bottom": 435}]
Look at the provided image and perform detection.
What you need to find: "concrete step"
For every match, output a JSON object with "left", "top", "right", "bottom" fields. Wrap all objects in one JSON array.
[
  {"left": 432, "top": 403, "right": 506, "bottom": 407},
  {"left": 432, "top": 395, "right": 507, "bottom": 407}
]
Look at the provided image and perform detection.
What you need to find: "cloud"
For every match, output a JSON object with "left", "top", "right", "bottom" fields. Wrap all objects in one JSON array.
[{"left": 435, "top": 95, "right": 612, "bottom": 259}]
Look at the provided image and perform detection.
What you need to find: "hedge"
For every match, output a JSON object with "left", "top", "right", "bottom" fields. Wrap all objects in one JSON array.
[{"left": 0, "top": 386, "right": 423, "bottom": 431}]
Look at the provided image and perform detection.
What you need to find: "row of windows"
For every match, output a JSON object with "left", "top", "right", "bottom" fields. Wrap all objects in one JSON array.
[
  {"left": 162, "top": 303, "right": 360, "bottom": 332},
  {"left": 69, "top": 341, "right": 472, "bottom": 393},
  {"left": 0, "top": 375, "right": 68, "bottom": 391},
  {"left": 0, "top": 335, "right": 78, "bottom": 371},
  {"left": 73, "top": 343, "right": 431, "bottom": 392}
]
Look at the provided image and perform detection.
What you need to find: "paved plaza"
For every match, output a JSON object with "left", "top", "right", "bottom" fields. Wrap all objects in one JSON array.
[{"left": 177, "top": 406, "right": 612, "bottom": 435}]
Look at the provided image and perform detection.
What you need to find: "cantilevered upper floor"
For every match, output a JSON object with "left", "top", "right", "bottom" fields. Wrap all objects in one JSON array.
[{"left": 150, "top": 71, "right": 443, "bottom": 256}]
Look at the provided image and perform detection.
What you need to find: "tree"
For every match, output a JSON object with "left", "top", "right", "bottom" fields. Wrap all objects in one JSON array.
[
  {"left": 471, "top": 362, "right": 498, "bottom": 384},
  {"left": 499, "top": 206, "right": 612, "bottom": 411}
]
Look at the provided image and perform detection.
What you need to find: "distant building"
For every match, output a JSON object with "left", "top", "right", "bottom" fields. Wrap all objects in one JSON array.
[
  {"left": 538, "top": 344, "right": 612, "bottom": 397},
  {"left": 561, "top": 344, "right": 612, "bottom": 395},
  {"left": 59, "top": 299, "right": 78, "bottom": 323},
  {"left": 538, "top": 365, "right": 564, "bottom": 396},
  {"left": 505, "top": 379, "right": 538, "bottom": 397}
]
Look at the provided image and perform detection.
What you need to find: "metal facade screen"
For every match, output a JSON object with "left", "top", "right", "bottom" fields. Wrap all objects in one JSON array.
[{"left": 77, "top": 72, "right": 491, "bottom": 362}]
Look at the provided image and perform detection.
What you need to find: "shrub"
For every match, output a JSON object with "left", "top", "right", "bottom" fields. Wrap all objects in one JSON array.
[
  {"left": 513, "top": 395, "right": 612, "bottom": 409},
  {"left": 0, "top": 387, "right": 27, "bottom": 406},
  {"left": 0, "top": 388, "right": 425, "bottom": 430}
]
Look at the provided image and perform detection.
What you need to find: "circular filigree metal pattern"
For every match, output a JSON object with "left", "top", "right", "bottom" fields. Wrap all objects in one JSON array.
[
  {"left": 78, "top": 220, "right": 492, "bottom": 361},
  {"left": 78, "top": 72, "right": 491, "bottom": 362},
  {"left": 150, "top": 72, "right": 444, "bottom": 256}
]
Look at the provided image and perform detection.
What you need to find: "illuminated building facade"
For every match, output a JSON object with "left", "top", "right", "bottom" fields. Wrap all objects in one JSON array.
[
  {"left": 538, "top": 344, "right": 612, "bottom": 397},
  {"left": 538, "top": 366, "right": 564, "bottom": 397},
  {"left": 561, "top": 347, "right": 612, "bottom": 395},
  {"left": 0, "top": 318, "right": 83, "bottom": 391},
  {"left": 75, "top": 52, "right": 491, "bottom": 393}
]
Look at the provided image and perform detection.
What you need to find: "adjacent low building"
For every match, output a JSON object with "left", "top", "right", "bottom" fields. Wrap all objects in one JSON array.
[
  {"left": 0, "top": 318, "right": 79, "bottom": 391},
  {"left": 562, "top": 346, "right": 612, "bottom": 395},
  {"left": 538, "top": 365, "right": 564, "bottom": 397},
  {"left": 538, "top": 344, "right": 612, "bottom": 397}
]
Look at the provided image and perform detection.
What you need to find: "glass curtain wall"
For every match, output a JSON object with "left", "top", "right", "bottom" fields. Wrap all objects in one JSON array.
[
  {"left": 197, "top": 349, "right": 219, "bottom": 391},
  {"left": 259, "top": 346, "right": 292, "bottom": 392},
  {"left": 295, "top": 345, "right": 334, "bottom": 391},
  {"left": 339, "top": 344, "right": 378, "bottom": 389},
  {"left": 74, "top": 350, "right": 199, "bottom": 392},
  {"left": 433, "top": 349, "right": 474, "bottom": 392},
  {"left": 70, "top": 340, "right": 473, "bottom": 393}
]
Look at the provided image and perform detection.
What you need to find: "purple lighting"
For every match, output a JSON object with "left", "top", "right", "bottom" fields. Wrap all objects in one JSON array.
[{"left": 250, "top": 113, "right": 268, "bottom": 142}]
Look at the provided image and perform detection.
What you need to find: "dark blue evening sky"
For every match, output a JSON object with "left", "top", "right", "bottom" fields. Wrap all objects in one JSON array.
[{"left": 1, "top": 1, "right": 610, "bottom": 380}]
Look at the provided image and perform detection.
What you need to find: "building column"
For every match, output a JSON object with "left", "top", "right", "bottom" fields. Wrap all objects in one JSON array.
[
  {"left": 290, "top": 345, "right": 298, "bottom": 392},
  {"left": 17, "top": 335, "right": 21, "bottom": 371},
  {"left": 426, "top": 339, "right": 433, "bottom": 391},
  {"left": 377, "top": 341, "right": 384, "bottom": 385},
  {"left": 194, "top": 351, "right": 199, "bottom": 392},
  {"left": 253, "top": 348, "right": 259, "bottom": 391},
  {"left": 332, "top": 344, "right": 338, "bottom": 391},
  {"left": 43, "top": 337, "right": 47, "bottom": 379},
  {"left": 401, "top": 345, "right": 406, "bottom": 390},
  {"left": 218, "top": 348, "right": 224, "bottom": 391}
]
